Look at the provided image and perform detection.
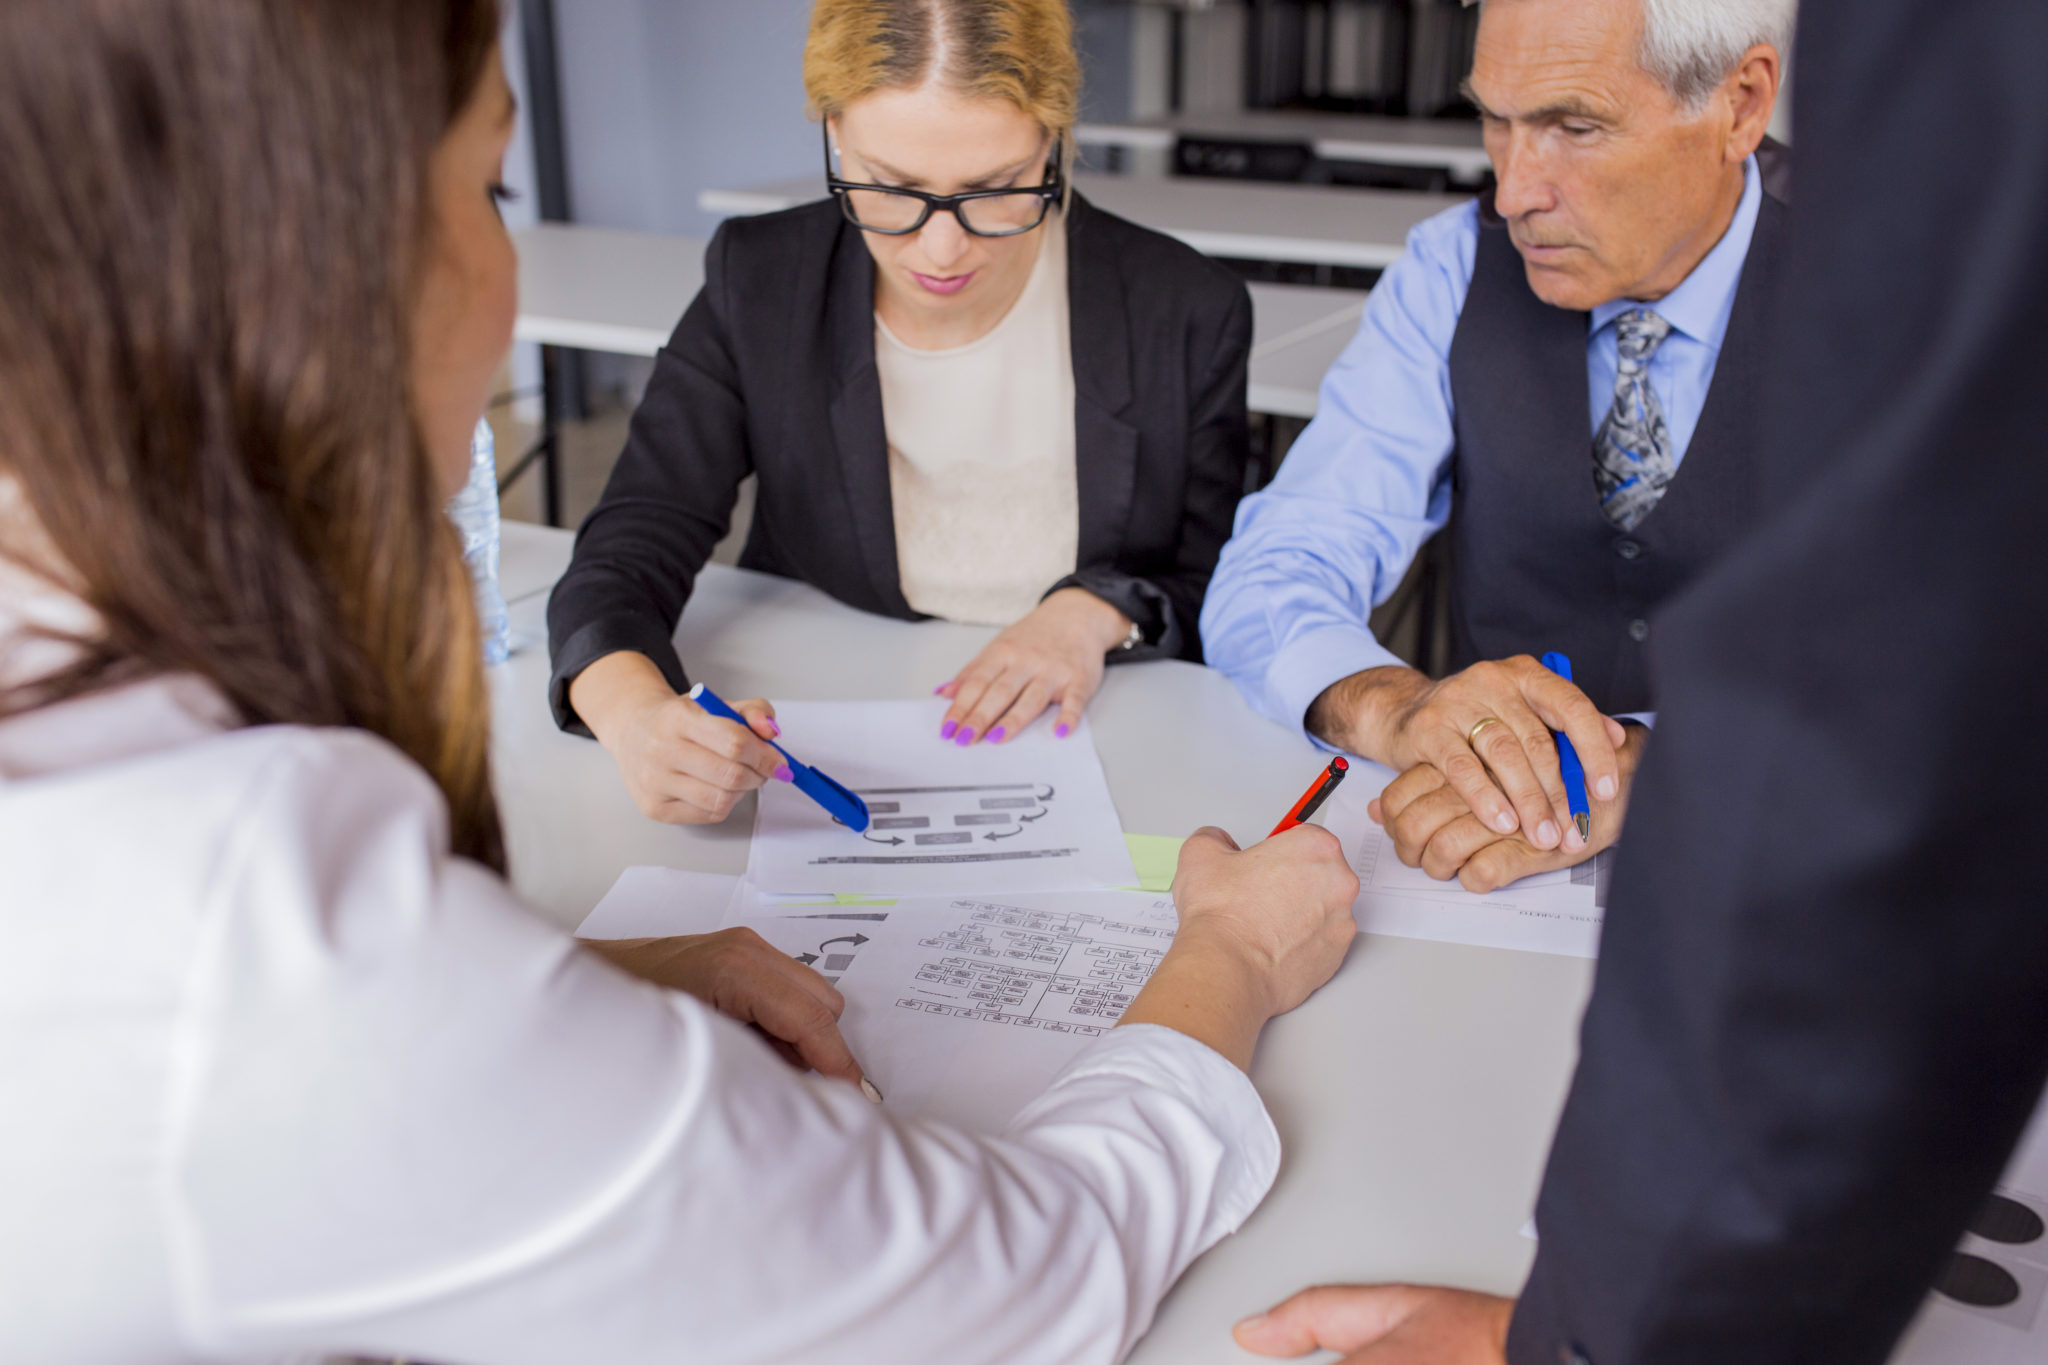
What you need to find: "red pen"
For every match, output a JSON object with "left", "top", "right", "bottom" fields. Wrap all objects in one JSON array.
[{"left": 1271, "top": 757, "right": 1349, "bottom": 837}]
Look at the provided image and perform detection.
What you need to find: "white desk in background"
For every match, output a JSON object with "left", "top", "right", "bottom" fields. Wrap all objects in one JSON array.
[
  {"left": 699, "top": 172, "right": 1466, "bottom": 273},
  {"left": 1249, "top": 283, "right": 1363, "bottom": 420},
  {"left": 490, "top": 521, "right": 1590, "bottom": 1365},
  {"left": 1077, "top": 109, "right": 1492, "bottom": 185},
  {"left": 513, "top": 222, "right": 1363, "bottom": 420},
  {"left": 513, "top": 223, "right": 705, "bottom": 357}
]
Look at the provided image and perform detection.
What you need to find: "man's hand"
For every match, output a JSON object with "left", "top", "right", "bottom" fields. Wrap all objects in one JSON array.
[
  {"left": 1309, "top": 659, "right": 1626, "bottom": 854},
  {"left": 1372, "top": 724, "right": 1648, "bottom": 893},
  {"left": 584, "top": 930, "right": 870, "bottom": 1090},
  {"left": 1234, "top": 1284, "right": 1512, "bottom": 1363}
]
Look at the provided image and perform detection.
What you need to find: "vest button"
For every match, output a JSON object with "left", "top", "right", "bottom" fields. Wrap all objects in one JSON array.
[
  {"left": 1628, "top": 618, "right": 1651, "bottom": 642},
  {"left": 1615, "top": 539, "right": 1642, "bottom": 560}
]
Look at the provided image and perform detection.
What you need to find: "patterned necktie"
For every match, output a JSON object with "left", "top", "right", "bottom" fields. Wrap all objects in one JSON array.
[{"left": 1594, "top": 309, "right": 1675, "bottom": 531}]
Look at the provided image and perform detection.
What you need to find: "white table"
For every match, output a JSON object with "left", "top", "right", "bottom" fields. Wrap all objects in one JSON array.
[
  {"left": 513, "top": 222, "right": 1362, "bottom": 419},
  {"left": 1078, "top": 110, "right": 1492, "bottom": 184},
  {"left": 698, "top": 173, "right": 1467, "bottom": 272},
  {"left": 491, "top": 522, "right": 1592, "bottom": 1365}
]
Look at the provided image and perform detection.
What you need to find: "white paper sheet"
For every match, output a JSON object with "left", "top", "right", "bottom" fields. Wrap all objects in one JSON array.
[
  {"left": 747, "top": 700, "right": 1139, "bottom": 896},
  {"left": 724, "top": 890, "right": 1177, "bottom": 1131},
  {"left": 574, "top": 866, "right": 742, "bottom": 939},
  {"left": 1319, "top": 766, "right": 1607, "bottom": 959}
]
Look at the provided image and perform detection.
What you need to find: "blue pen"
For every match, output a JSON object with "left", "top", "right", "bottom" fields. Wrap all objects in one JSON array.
[
  {"left": 686, "top": 683, "right": 871, "bottom": 833},
  {"left": 1539, "top": 652, "right": 1592, "bottom": 843}
]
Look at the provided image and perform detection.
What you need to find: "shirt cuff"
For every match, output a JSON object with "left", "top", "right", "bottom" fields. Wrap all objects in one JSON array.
[
  {"left": 547, "top": 615, "right": 691, "bottom": 738},
  {"left": 1022, "top": 1023, "right": 1283, "bottom": 1235},
  {"left": 1616, "top": 712, "right": 1657, "bottom": 729},
  {"left": 1268, "top": 625, "right": 1408, "bottom": 750}
]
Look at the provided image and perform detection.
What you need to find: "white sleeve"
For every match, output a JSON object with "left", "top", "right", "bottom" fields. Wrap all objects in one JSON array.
[{"left": 167, "top": 730, "right": 1278, "bottom": 1365}]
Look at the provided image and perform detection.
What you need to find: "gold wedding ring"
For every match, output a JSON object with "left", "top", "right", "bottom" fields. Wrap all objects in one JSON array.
[{"left": 1467, "top": 716, "right": 1506, "bottom": 749}]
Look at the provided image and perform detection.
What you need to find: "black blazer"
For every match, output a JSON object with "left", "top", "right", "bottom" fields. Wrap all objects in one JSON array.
[
  {"left": 1508, "top": 4, "right": 2048, "bottom": 1362},
  {"left": 546, "top": 194, "right": 1253, "bottom": 732}
]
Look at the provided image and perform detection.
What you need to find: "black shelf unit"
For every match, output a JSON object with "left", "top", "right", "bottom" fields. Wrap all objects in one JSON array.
[{"left": 1241, "top": 0, "right": 1481, "bottom": 119}]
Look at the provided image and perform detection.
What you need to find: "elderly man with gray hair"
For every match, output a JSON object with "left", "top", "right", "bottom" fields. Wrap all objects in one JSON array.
[{"left": 1202, "top": 0, "right": 1793, "bottom": 893}]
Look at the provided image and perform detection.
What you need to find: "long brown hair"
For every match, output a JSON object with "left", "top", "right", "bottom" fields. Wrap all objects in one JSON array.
[{"left": 0, "top": 0, "right": 507, "bottom": 869}]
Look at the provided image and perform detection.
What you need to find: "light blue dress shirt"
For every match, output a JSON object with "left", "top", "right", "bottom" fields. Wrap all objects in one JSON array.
[{"left": 1202, "top": 156, "right": 1764, "bottom": 740}]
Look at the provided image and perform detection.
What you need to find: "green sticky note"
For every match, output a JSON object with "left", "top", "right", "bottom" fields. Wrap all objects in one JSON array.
[
  {"left": 832, "top": 893, "right": 898, "bottom": 907},
  {"left": 1121, "top": 833, "right": 1185, "bottom": 894}
]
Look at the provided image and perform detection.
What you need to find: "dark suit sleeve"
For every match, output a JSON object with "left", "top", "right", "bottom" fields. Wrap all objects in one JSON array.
[
  {"left": 1048, "top": 278, "right": 1252, "bottom": 664},
  {"left": 544, "top": 224, "right": 753, "bottom": 735},
  {"left": 1507, "top": 4, "right": 2048, "bottom": 1362}
]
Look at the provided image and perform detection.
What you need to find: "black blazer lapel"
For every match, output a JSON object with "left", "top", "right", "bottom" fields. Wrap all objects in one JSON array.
[
  {"left": 1066, "top": 197, "right": 1142, "bottom": 570},
  {"left": 824, "top": 221, "right": 916, "bottom": 615}
]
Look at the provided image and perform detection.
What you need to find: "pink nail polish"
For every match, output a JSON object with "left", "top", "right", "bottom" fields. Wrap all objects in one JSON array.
[
  {"left": 933, "top": 685, "right": 947, "bottom": 696},
  {"left": 775, "top": 764, "right": 794, "bottom": 783},
  {"left": 988, "top": 726, "right": 1006, "bottom": 743},
  {"left": 940, "top": 720, "right": 959, "bottom": 740},
  {"left": 1055, "top": 723, "right": 1071, "bottom": 739},
  {"left": 767, "top": 719, "right": 782, "bottom": 738},
  {"left": 956, "top": 727, "right": 976, "bottom": 747}
]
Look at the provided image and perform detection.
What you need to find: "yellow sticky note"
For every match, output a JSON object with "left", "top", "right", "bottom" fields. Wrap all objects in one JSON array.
[
  {"left": 1121, "top": 833, "right": 1185, "bottom": 894},
  {"left": 832, "top": 893, "right": 898, "bottom": 907}
]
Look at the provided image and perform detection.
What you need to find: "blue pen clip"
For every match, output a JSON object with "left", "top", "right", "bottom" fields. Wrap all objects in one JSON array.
[
  {"left": 1539, "top": 652, "right": 1593, "bottom": 843},
  {"left": 686, "top": 684, "right": 872, "bottom": 833}
]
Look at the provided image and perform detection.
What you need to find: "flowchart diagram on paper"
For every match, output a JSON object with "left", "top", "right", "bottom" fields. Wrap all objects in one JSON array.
[
  {"left": 749, "top": 700, "right": 1138, "bottom": 896},
  {"left": 832, "top": 892, "right": 1179, "bottom": 1130}
]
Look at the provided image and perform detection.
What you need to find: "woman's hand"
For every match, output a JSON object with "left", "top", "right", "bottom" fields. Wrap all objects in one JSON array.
[
  {"left": 584, "top": 930, "right": 874, "bottom": 1094},
  {"left": 569, "top": 651, "right": 789, "bottom": 825},
  {"left": 1118, "top": 825, "right": 1361, "bottom": 1069},
  {"left": 935, "top": 588, "right": 1133, "bottom": 746}
]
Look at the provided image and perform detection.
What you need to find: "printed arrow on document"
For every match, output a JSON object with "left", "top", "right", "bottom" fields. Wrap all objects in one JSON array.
[
  {"left": 863, "top": 833, "right": 905, "bottom": 846},
  {"left": 983, "top": 827, "right": 1023, "bottom": 842},
  {"left": 1019, "top": 808, "right": 1048, "bottom": 823},
  {"left": 820, "top": 934, "right": 870, "bottom": 950},
  {"left": 1036, "top": 785, "right": 1055, "bottom": 802},
  {"left": 795, "top": 953, "right": 820, "bottom": 966}
]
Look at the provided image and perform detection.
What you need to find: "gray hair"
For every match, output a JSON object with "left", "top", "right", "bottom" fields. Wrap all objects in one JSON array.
[{"left": 1466, "top": 0, "right": 1797, "bottom": 111}]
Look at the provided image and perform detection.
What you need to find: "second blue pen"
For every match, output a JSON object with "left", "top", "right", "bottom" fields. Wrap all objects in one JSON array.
[{"left": 1539, "top": 652, "right": 1593, "bottom": 843}]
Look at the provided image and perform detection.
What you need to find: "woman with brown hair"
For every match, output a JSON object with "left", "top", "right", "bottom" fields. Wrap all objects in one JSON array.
[
  {"left": 0, "top": 3, "right": 1357, "bottom": 1359},
  {"left": 549, "top": 0, "right": 1257, "bottom": 828}
]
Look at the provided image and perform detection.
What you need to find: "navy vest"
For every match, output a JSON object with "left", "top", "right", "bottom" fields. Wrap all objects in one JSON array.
[{"left": 1443, "top": 141, "right": 1792, "bottom": 714}]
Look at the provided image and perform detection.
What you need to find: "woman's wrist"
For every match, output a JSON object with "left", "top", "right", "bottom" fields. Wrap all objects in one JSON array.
[
  {"left": 1041, "top": 586, "right": 1135, "bottom": 654},
  {"left": 568, "top": 651, "right": 677, "bottom": 752}
]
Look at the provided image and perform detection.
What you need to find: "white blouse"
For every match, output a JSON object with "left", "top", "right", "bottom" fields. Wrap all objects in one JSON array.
[
  {"left": 878, "top": 222, "right": 1080, "bottom": 627},
  {"left": 0, "top": 577, "right": 1279, "bottom": 1363}
]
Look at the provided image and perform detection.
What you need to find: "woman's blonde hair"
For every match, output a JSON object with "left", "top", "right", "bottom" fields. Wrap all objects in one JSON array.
[{"left": 804, "top": 0, "right": 1081, "bottom": 139}]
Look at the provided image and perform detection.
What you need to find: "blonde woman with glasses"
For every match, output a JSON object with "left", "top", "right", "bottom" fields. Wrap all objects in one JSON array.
[{"left": 550, "top": 0, "right": 1259, "bottom": 829}]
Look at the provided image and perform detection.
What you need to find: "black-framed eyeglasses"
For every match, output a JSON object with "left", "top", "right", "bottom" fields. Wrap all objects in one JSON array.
[{"left": 823, "top": 125, "right": 1064, "bottom": 238}]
